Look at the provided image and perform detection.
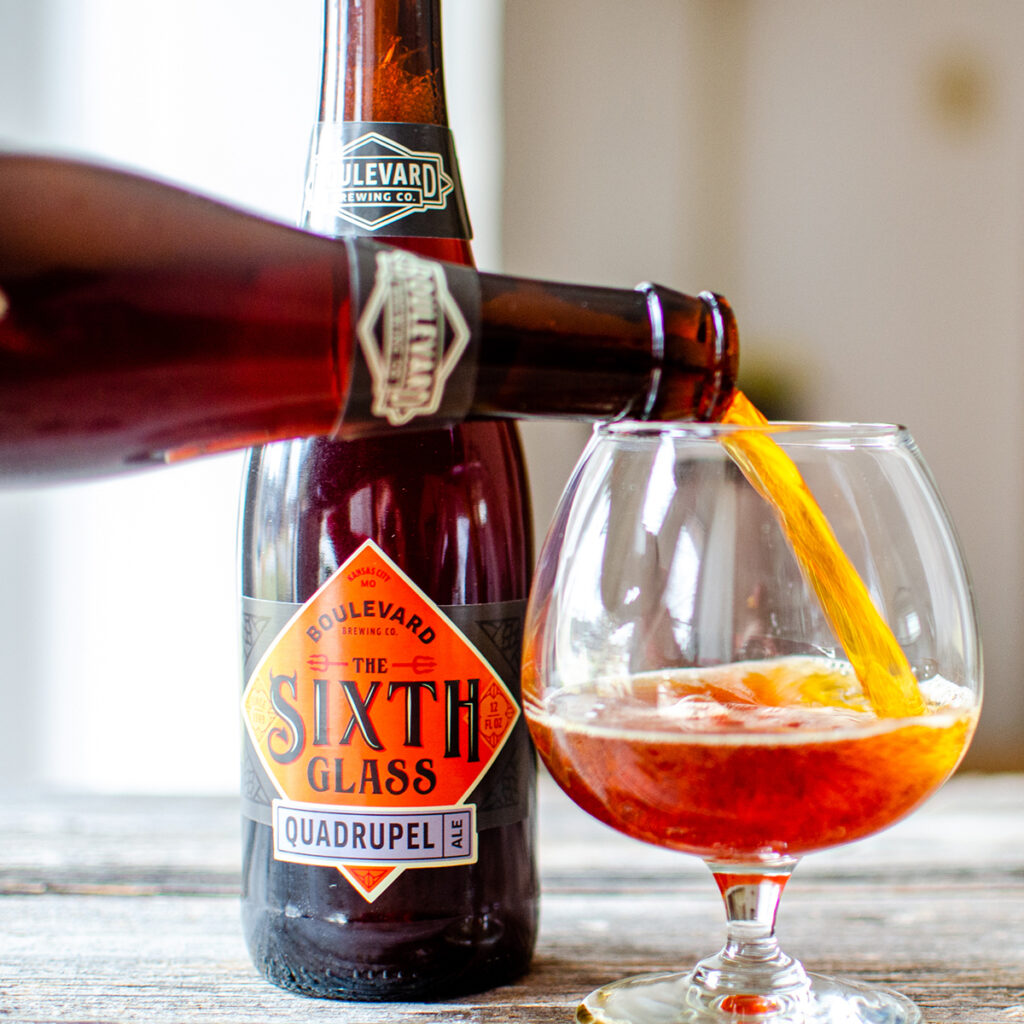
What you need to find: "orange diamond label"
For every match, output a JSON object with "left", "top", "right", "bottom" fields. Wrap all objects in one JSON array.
[{"left": 242, "top": 540, "right": 519, "bottom": 901}]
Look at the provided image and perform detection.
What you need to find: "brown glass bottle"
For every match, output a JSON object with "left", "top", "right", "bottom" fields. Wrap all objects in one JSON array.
[
  {"left": 240, "top": 0, "right": 530, "bottom": 1001},
  {"left": 0, "top": 152, "right": 737, "bottom": 485}
]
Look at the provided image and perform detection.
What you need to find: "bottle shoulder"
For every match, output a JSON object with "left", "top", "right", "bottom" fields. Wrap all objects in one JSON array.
[{"left": 241, "top": 422, "right": 530, "bottom": 604}]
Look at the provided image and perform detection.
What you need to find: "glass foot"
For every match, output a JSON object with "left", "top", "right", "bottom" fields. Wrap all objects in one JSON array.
[{"left": 576, "top": 970, "right": 921, "bottom": 1024}]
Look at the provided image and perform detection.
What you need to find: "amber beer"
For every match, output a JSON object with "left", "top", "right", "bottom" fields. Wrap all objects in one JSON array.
[{"left": 525, "top": 657, "right": 977, "bottom": 860}]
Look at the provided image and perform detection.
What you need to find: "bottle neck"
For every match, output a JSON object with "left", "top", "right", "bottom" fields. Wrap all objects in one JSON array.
[
  {"left": 334, "top": 239, "right": 737, "bottom": 436},
  {"left": 320, "top": 0, "right": 448, "bottom": 124},
  {"left": 305, "top": 0, "right": 472, "bottom": 250},
  {"left": 468, "top": 271, "right": 739, "bottom": 425}
]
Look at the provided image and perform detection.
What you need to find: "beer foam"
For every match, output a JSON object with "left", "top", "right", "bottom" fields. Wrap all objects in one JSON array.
[{"left": 532, "top": 656, "right": 976, "bottom": 746}]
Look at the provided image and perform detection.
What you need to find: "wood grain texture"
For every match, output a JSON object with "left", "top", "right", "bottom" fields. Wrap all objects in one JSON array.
[{"left": 1, "top": 773, "right": 1022, "bottom": 1022}]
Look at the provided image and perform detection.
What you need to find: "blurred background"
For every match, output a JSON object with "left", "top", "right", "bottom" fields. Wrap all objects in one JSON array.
[{"left": 0, "top": 0, "right": 1019, "bottom": 790}]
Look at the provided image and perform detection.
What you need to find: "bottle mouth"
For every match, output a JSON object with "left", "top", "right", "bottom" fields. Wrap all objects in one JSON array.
[{"left": 633, "top": 283, "right": 740, "bottom": 422}]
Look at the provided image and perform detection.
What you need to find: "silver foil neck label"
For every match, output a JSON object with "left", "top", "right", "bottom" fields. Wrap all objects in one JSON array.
[
  {"left": 356, "top": 248, "right": 471, "bottom": 426},
  {"left": 303, "top": 123, "right": 472, "bottom": 239}
]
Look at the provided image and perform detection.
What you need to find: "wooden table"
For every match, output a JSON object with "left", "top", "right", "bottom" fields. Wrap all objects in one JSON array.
[{"left": 2, "top": 773, "right": 1022, "bottom": 1022}]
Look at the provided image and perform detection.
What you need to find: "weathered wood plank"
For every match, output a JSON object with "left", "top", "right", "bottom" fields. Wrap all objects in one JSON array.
[
  {"left": 0, "top": 774, "right": 1022, "bottom": 1022},
  {"left": 1, "top": 882, "right": 1022, "bottom": 1023}
]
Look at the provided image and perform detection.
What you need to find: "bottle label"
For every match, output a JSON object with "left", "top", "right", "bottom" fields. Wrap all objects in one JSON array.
[
  {"left": 241, "top": 540, "right": 531, "bottom": 903},
  {"left": 339, "top": 242, "right": 481, "bottom": 435},
  {"left": 303, "top": 122, "right": 472, "bottom": 239}
]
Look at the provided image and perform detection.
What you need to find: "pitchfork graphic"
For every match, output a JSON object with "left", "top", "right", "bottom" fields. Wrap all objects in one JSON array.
[
  {"left": 391, "top": 656, "right": 437, "bottom": 674},
  {"left": 306, "top": 655, "right": 349, "bottom": 671}
]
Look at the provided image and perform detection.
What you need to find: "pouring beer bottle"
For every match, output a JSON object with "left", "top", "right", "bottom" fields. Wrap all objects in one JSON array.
[
  {"left": 238, "top": 0, "right": 538, "bottom": 1000},
  {"left": 0, "top": 152, "right": 738, "bottom": 482}
]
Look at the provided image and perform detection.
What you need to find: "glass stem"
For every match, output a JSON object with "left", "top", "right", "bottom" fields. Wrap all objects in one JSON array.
[{"left": 686, "top": 860, "right": 810, "bottom": 1015}]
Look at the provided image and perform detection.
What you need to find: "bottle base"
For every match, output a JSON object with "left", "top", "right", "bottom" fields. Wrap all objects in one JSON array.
[
  {"left": 577, "top": 969, "right": 920, "bottom": 1024},
  {"left": 245, "top": 906, "right": 536, "bottom": 1002}
]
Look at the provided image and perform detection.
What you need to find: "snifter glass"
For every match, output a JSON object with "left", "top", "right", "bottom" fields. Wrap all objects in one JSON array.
[{"left": 523, "top": 421, "right": 981, "bottom": 1024}]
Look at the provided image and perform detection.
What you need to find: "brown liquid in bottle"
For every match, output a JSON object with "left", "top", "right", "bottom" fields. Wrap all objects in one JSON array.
[{"left": 239, "top": 0, "right": 538, "bottom": 1000}]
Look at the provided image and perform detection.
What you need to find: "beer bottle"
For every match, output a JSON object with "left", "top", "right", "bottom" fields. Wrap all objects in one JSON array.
[
  {"left": 239, "top": 0, "right": 535, "bottom": 1001},
  {"left": 0, "top": 151, "right": 738, "bottom": 484}
]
